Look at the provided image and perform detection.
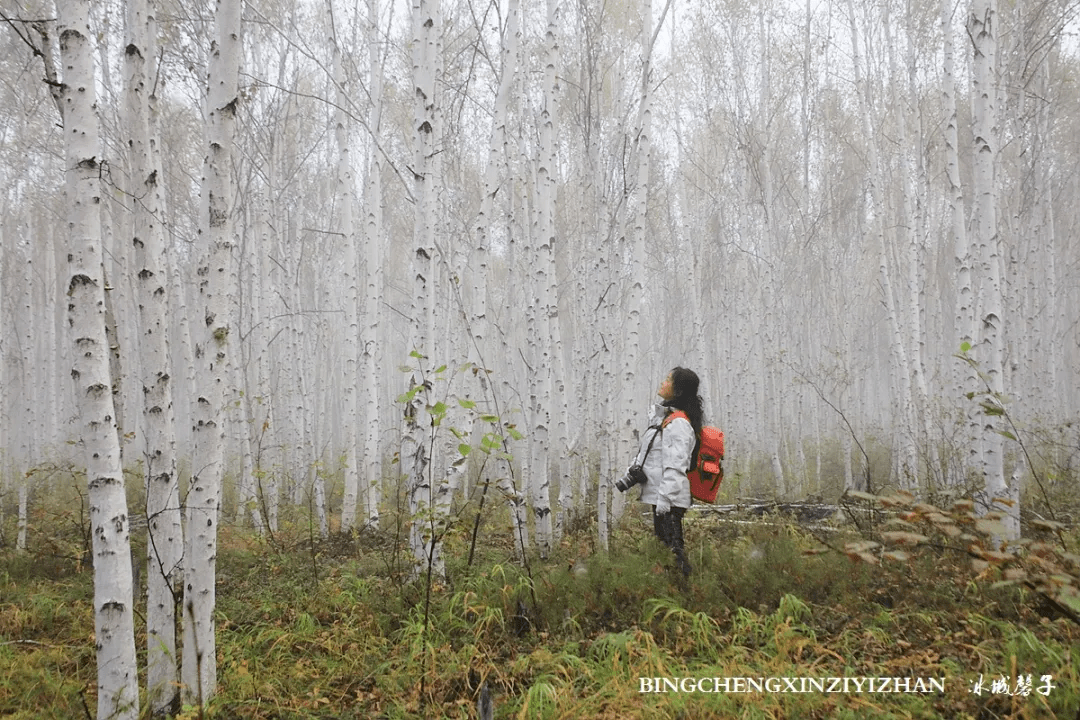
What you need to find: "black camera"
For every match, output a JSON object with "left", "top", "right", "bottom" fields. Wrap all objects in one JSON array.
[{"left": 615, "top": 465, "right": 648, "bottom": 492}]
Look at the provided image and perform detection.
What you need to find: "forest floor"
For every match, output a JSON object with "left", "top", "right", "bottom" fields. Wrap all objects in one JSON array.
[{"left": 1, "top": 507, "right": 1078, "bottom": 719}]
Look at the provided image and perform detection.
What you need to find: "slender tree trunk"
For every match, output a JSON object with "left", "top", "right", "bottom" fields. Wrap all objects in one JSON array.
[
  {"left": 362, "top": 0, "right": 386, "bottom": 529},
  {"left": 1032, "top": 60, "right": 1061, "bottom": 421},
  {"left": 123, "top": 0, "right": 181, "bottom": 709},
  {"left": 527, "top": 0, "right": 561, "bottom": 559},
  {"left": 883, "top": 5, "right": 924, "bottom": 488},
  {"left": 168, "top": 229, "right": 196, "bottom": 472},
  {"left": 18, "top": 233, "right": 34, "bottom": 552},
  {"left": 403, "top": 0, "right": 444, "bottom": 578},
  {"left": 254, "top": 203, "right": 277, "bottom": 532},
  {"left": 941, "top": 0, "right": 977, "bottom": 486},
  {"left": 182, "top": 0, "right": 243, "bottom": 703},
  {"left": 846, "top": 0, "right": 917, "bottom": 486},
  {"left": 333, "top": 31, "right": 361, "bottom": 532},
  {"left": 57, "top": 1, "right": 139, "bottom": 715},
  {"left": 0, "top": 223, "right": 7, "bottom": 549},
  {"left": 968, "top": 0, "right": 1017, "bottom": 539}
]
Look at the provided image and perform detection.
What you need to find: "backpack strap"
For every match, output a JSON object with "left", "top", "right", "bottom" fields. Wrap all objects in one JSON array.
[
  {"left": 662, "top": 410, "right": 688, "bottom": 427},
  {"left": 639, "top": 420, "right": 662, "bottom": 464},
  {"left": 662, "top": 409, "right": 699, "bottom": 472},
  {"left": 638, "top": 409, "right": 674, "bottom": 466}
]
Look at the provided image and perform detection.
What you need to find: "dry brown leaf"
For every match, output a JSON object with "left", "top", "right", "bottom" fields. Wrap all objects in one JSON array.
[{"left": 881, "top": 531, "right": 929, "bottom": 546}]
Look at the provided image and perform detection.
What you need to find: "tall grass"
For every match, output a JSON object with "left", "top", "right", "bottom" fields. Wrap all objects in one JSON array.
[{"left": 2, "top": 497, "right": 1078, "bottom": 718}]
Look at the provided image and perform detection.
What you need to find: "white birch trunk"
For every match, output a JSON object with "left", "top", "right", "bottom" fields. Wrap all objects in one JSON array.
[
  {"left": 470, "top": 0, "right": 518, "bottom": 533},
  {"left": 235, "top": 348, "right": 262, "bottom": 530},
  {"left": 361, "top": 0, "right": 386, "bottom": 529},
  {"left": 968, "top": 0, "right": 1017, "bottom": 539},
  {"left": 18, "top": 236, "right": 34, "bottom": 552},
  {"left": 57, "top": 1, "right": 139, "bottom": 715},
  {"left": 846, "top": 0, "right": 917, "bottom": 486},
  {"left": 286, "top": 215, "right": 306, "bottom": 508},
  {"left": 17, "top": 485, "right": 28, "bottom": 553},
  {"left": 182, "top": 0, "right": 242, "bottom": 703},
  {"left": 404, "top": 0, "right": 443, "bottom": 578},
  {"left": 494, "top": 158, "right": 529, "bottom": 560},
  {"left": 167, "top": 231, "right": 196, "bottom": 470},
  {"left": 597, "top": 432, "right": 611, "bottom": 552},
  {"left": 35, "top": 216, "right": 56, "bottom": 455},
  {"left": 123, "top": 0, "right": 181, "bottom": 708},
  {"left": 527, "top": 0, "right": 560, "bottom": 559},
  {"left": 475, "top": 0, "right": 518, "bottom": 372},
  {"left": 255, "top": 204, "right": 277, "bottom": 532},
  {"left": 0, "top": 227, "right": 7, "bottom": 548},
  {"left": 1032, "top": 61, "right": 1061, "bottom": 421},
  {"left": 620, "top": 0, "right": 652, "bottom": 509},
  {"left": 334, "top": 36, "right": 361, "bottom": 532},
  {"left": 941, "top": 0, "right": 977, "bottom": 486},
  {"left": 883, "top": 6, "right": 923, "bottom": 487}
]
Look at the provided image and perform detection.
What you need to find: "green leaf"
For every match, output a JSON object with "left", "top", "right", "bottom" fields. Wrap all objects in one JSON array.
[
  {"left": 409, "top": 349, "right": 424, "bottom": 360},
  {"left": 480, "top": 414, "right": 499, "bottom": 423},
  {"left": 507, "top": 427, "right": 525, "bottom": 441},
  {"left": 458, "top": 398, "right": 477, "bottom": 409},
  {"left": 997, "top": 430, "right": 1017, "bottom": 441},
  {"left": 434, "top": 364, "right": 447, "bottom": 374},
  {"left": 960, "top": 341, "right": 972, "bottom": 353},
  {"left": 400, "top": 386, "right": 422, "bottom": 403},
  {"left": 431, "top": 401, "right": 447, "bottom": 416},
  {"left": 458, "top": 443, "right": 472, "bottom": 457}
]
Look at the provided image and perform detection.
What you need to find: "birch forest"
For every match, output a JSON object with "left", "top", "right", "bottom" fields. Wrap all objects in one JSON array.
[{"left": 2, "top": 0, "right": 1080, "bottom": 716}]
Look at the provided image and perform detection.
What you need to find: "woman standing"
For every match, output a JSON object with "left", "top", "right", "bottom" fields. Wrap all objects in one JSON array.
[{"left": 619, "top": 367, "right": 703, "bottom": 577}]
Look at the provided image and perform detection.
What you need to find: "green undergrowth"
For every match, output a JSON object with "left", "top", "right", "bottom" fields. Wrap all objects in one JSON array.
[{"left": 1, "top": 514, "right": 1078, "bottom": 719}]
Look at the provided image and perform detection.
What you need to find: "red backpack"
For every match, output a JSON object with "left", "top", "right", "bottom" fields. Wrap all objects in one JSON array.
[{"left": 664, "top": 411, "right": 725, "bottom": 503}]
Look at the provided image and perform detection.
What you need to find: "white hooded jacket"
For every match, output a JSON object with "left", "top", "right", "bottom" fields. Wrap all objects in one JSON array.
[{"left": 632, "top": 403, "right": 694, "bottom": 509}]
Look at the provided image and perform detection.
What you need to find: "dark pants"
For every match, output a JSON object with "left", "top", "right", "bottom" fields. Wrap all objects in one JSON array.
[{"left": 653, "top": 506, "right": 692, "bottom": 577}]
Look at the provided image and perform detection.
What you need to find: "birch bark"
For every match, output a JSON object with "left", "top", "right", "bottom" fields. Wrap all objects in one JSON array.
[
  {"left": 471, "top": 0, "right": 524, "bottom": 538},
  {"left": 0, "top": 228, "right": 6, "bottom": 546},
  {"left": 403, "top": 0, "right": 444, "bottom": 578},
  {"left": 182, "top": 0, "right": 242, "bottom": 703},
  {"left": 527, "top": 0, "right": 561, "bottom": 559},
  {"left": 362, "top": 0, "right": 385, "bottom": 528},
  {"left": 18, "top": 235, "right": 34, "bottom": 553},
  {"left": 57, "top": 0, "right": 139, "bottom": 715},
  {"left": 123, "top": 0, "right": 181, "bottom": 708},
  {"left": 620, "top": 0, "right": 650, "bottom": 505},
  {"left": 882, "top": 6, "right": 925, "bottom": 486},
  {"left": 941, "top": 0, "right": 977, "bottom": 487},
  {"left": 845, "top": 0, "right": 917, "bottom": 486},
  {"left": 333, "top": 32, "right": 361, "bottom": 532},
  {"left": 255, "top": 204, "right": 278, "bottom": 531},
  {"left": 968, "top": 0, "right": 1017, "bottom": 539}
]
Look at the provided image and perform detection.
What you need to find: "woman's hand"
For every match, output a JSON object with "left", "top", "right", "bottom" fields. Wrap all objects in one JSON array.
[{"left": 655, "top": 496, "right": 671, "bottom": 515}]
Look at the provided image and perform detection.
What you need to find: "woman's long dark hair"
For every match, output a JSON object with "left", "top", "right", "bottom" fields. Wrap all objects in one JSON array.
[{"left": 663, "top": 367, "right": 704, "bottom": 469}]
